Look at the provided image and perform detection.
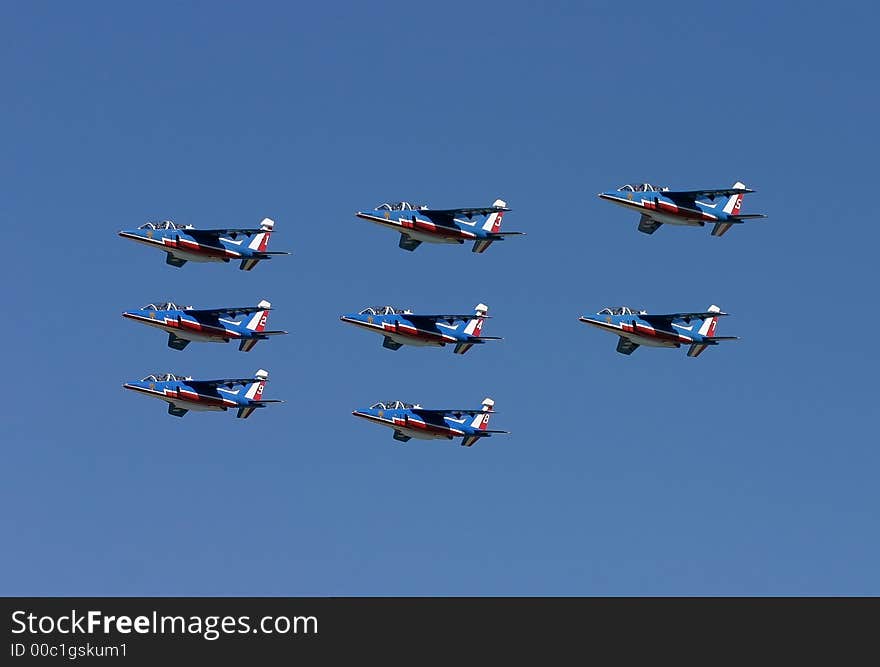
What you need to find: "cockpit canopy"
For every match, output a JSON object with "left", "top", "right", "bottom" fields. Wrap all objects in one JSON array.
[
  {"left": 617, "top": 183, "right": 668, "bottom": 193},
  {"left": 140, "top": 373, "right": 191, "bottom": 382},
  {"left": 375, "top": 202, "right": 425, "bottom": 211},
  {"left": 141, "top": 302, "right": 192, "bottom": 311},
  {"left": 370, "top": 400, "right": 414, "bottom": 410},
  {"left": 358, "top": 305, "right": 411, "bottom": 316},
  {"left": 597, "top": 306, "right": 646, "bottom": 316},
  {"left": 137, "top": 220, "right": 192, "bottom": 230}
]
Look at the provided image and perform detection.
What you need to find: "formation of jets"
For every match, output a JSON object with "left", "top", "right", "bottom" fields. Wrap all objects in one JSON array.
[
  {"left": 118, "top": 184, "right": 765, "bottom": 442},
  {"left": 118, "top": 218, "right": 288, "bottom": 419}
]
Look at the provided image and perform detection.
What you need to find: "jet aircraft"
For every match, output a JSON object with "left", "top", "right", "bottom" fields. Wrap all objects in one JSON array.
[
  {"left": 355, "top": 199, "right": 523, "bottom": 252},
  {"left": 598, "top": 182, "right": 765, "bottom": 236},
  {"left": 123, "top": 369, "right": 282, "bottom": 418},
  {"left": 122, "top": 300, "right": 287, "bottom": 351},
  {"left": 352, "top": 397, "right": 507, "bottom": 446},
  {"left": 118, "top": 218, "right": 288, "bottom": 269},
  {"left": 578, "top": 305, "right": 737, "bottom": 357},
  {"left": 340, "top": 303, "right": 500, "bottom": 354}
]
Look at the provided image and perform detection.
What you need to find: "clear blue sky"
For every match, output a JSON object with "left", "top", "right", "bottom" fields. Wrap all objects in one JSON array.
[{"left": 2, "top": 1, "right": 878, "bottom": 595}]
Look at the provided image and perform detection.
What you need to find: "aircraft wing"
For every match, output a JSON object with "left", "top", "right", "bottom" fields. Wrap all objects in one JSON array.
[
  {"left": 642, "top": 311, "right": 729, "bottom": 324},
  {"left": 409, "top": 314, "right": 492, "bottom": 323},
  {"left": 186, "top": 305, "right": 271, "bottom": 318},
  {"left": 188, "top": 377, "right": 262, "bottom": 389},
  {"left": 421, "top": 205, "right": 509, "bottom": 226},
  {"left": 185, "top": 228, "right": 265, "bottom": 242},
  {"left": 664, "top": 187, "right": 754, "bottom": 199},
  {"left": 412, "top": 407, "right": 494, "bottom": 418}
]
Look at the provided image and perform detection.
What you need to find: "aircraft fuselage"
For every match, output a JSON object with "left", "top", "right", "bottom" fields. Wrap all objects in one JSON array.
[{"left": 598, "top": 193, "right": 724, "bottom": 226}]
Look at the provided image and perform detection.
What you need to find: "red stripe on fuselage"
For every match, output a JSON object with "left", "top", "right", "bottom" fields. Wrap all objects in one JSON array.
[
  {"left": 583, "top": 318, "right": 692, "bottom": 344},
  {"left": 173, "top": 237, "right": 241, "bottom": 258},
  {"left": 175, "top": 388, "right": 237, "bottom": 407},
  {"left": 392, "top": 416, "right": 462, "bottom": 437},
  {"left": 177, "top": 319, "right": 242, "bottom": 338},
  {"left": 383, "top": 322, "right": 454, "bottom": 343},
  {"left": 621, "top": 321, "right": 692, "bottom": 343}
]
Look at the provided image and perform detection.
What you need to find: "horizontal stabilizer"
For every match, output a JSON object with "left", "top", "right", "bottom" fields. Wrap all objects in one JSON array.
[
  {"left": 702, "top": 336, "right": 739, "bottom": 343},
  {"left": 461, "top": 430, "right": 509, "bottom": 447},
  {"left": 728, "top": 214, "right": 767, "bottom": 220},
  {"left": 239, "top": 333, "right": 287, "bottom": 351}
]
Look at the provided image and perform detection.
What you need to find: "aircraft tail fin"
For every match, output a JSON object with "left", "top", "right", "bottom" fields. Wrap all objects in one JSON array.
[
  {"left": 481, "top": 200, "right": 507, "bottom": 232},
  {"left": 245, "top": 301, "right": 272, "bottom": 332},
  {"left": 468, "top": 397, "right": 495, "bottom": 430},
  {"left": 463, "top": 399, "right": 499, "bottom": 446},
  {"left": 472, "top": 200, "right": 507, "bottom": 253},
  {"left": 689, "top": 306, "right": 722, "bottom": 357},
  {"left": 243, "top": 369, "right": 269, "bottom": 400},
  {"left": 713, "top": 183, "right": 746, "bottom": 237},
  {"left": 698, "top": 305, "right": 722, "bottom": 336},
  {"left": 240, "top": 218, "right": 275, "bottom": 270},
  {"left": 238, "top": 300, "right": 272, "bottom": 351},
  {"left": 247, "top": 218, "right": 275, "bottom": 251},
  {"left": 722, "top": 183, "right": 746, "bottom": 215},
  {"left": 454, "top": 304, "right": 489, "bottom": 354}
]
